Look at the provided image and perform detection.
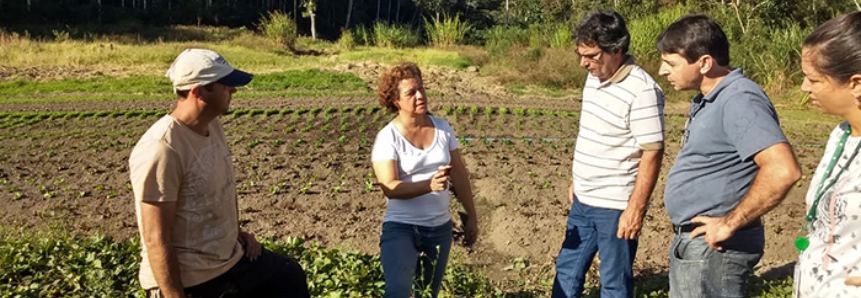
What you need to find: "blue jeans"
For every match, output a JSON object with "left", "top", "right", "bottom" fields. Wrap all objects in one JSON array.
[
  {"left": 380, "top": 220, "right": 453, "bottom": 298},
  {"left": 551, "top": 197, "right": 637, "bottom": 298},
  {"left": 669, "top": 226, "right": 764, "bottom": 298}
]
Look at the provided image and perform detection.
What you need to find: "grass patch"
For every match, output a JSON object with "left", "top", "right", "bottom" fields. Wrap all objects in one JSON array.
[
  {"left": 0, "top": 70, "right": 368, "bottom": 96},
  {"left": 247, "top": 69, "right": 367, "bottom": 92},
  {"left": 0, "top": 35, "right": 472, "bottom": 79},
  {"left": 480, "top": 47, "right": 584, "bottom": 90},
  {"left": 339, "top": 47, "right": 472, "bottom": 70},
  {"left": 505, "top": 84, "right": 572, "bottom": 98}
]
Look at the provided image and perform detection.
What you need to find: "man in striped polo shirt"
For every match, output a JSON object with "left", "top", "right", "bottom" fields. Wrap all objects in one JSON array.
[{"left": 551, "top": 10, "right": 665, "bottom": 298}]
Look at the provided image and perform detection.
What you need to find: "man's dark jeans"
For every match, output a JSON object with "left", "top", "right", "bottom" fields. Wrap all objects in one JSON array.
[{"left": 147, "top": 248, "right": 309, "bottom": 298}]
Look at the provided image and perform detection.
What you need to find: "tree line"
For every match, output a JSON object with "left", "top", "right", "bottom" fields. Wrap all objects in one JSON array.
[{"left": 0, "top": 0, "right": 858, "bottom": 42}]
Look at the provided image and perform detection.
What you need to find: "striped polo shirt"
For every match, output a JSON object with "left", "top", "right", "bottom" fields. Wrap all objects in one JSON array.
[{"left": 572, "top": 56, "right": 665, "bottom": 210}]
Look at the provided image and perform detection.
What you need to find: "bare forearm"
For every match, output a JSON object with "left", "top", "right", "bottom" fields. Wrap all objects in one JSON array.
[
  {"left": 725, "top": 161, "right": 799, "bottom": 229},
  {"left": 628, "top": 149, "right": 663, "bottom": 211},
  {"left": 380, "top": 179, "right": 433, "bottom": 199},
  {"left": 146, "top": 240, "right": 185, "bottom": 298},
  {"left": 451, "top": 168, "right": 476, "bottom": 217}
]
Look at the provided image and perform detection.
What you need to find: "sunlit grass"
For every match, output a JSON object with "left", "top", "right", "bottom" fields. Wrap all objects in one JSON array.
[{"left": 0, "top": 70, "right": 368, "bottom": 96}]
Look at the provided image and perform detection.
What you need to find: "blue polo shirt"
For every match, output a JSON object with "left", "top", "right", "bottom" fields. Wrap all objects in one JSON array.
[{"left": 664, "top": 69, "right": 788, "bottom": 226}]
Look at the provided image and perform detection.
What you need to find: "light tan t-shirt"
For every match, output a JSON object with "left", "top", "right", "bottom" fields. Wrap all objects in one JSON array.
[{"left": 130, "top": 115, "right": 243, "bottom": 289}]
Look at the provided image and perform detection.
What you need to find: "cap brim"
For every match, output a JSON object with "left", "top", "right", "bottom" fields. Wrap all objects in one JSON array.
[{"left": 218, "top": 69, "right": 253, "bottom": 87}]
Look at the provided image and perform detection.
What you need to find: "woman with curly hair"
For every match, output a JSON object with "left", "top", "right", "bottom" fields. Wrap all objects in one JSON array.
[{"left": 370, "top": 62, "right": 479, "bottom": 298}]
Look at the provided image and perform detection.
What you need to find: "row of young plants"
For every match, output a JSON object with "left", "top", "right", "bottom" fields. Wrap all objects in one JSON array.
[
  {"left": 0, "top": 108, "right": 567, "bottom": 143},
  {"left": 0, "top": 230, "right": 502, "bottom": 298},
  {"left": 0, "top": 106, "right": 580, "bottom": 134},
  {"left": 0, "top": 227, "right": 797, "bottom": 298},
  {"left": 0, "top": 105, "right": 577, "bottom": 120}
]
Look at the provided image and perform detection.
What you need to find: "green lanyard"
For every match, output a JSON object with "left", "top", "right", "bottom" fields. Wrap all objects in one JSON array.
[{"left": 796, "top": 126, "right": 861, "bottom": 252}]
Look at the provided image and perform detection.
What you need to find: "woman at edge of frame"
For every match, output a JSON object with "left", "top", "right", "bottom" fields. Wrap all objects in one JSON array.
[{"left": 794, "top": 10, "right": 861, "bottom": 298}]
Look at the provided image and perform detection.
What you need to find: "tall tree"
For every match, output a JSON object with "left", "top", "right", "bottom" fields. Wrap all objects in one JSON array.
[
  {"left": 303, "top": 0, "right": 317, "bottom": 39},
  {"left": 395, "top": 0, "right": 401, "bottom": 22},
  {"left": 345, "top": 0, "right": 354, "bottom": 27}
]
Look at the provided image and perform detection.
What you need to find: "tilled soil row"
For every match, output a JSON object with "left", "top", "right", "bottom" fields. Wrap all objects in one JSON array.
[{"left": 0, "top": 94, "right": 584, "bottom": 113}]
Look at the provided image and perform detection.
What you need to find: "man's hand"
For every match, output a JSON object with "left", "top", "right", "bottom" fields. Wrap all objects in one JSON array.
[
  {"left": 464, "top": 218, "right": 480, "bottom": 246},
  {"left": 568, "top": 182, "right": 575, "bottom": 205},
  {"left": 846, "top": 276, "right": 861, "bottom": 286},
  {"left": 616, "top": 206, "right": 645, "bottom": 240},
  {"left": 238, "top": 231, "right": 262, "bottom": 261},
  {"left": 689, "top": 216, "right": 736, "bottom": 251}
]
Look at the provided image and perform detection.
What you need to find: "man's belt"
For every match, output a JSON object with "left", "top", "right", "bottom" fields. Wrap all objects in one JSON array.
[{"left": 673, "top": 218, "right": 763, "bottom": 234}]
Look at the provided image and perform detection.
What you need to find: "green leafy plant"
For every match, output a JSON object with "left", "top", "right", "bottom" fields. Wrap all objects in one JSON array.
[
  {"left": 247, "top": 137, "right": 262, "bottom": 149},
  {"left": 259, "top": 11, "right": 298, "bottom": 50},
  {"left": 424, "top": 13, "right": 473, "bottom": 47},
  {"left": 299, "top": 182, "right": 313, "bottom": 194},
  {"left": 364, "top": 178, "right": 374, "bottom": 193},
  {"left": 480, "top": 137, "right": 492, "bottom": 148},
  {"left": 231, "top": 136, "right": 246, "bottom": 147},
  {"left": 372, "top": 22, "right": 420, "bottom": 48}
]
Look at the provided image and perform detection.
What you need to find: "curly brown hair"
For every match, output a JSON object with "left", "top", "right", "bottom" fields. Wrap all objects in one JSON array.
[{"left": 378, "top": 62, "right": 423, "bottom": 113}]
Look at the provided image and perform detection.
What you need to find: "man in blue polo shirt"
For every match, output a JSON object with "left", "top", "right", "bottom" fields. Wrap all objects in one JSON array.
[{"left": 656, "top": 15, "right": 801, "bottom": 298}]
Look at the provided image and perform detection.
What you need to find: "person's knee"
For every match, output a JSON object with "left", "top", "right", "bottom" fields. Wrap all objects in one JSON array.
[
  {"left": 260, "top": 250, "right": 308, "bottom": 283},
  {"left": 284, "top": 258, "right": 307, "bottom": 280},
  {"left": 383, "top": 278, "right": 412, "bottom": 298}
]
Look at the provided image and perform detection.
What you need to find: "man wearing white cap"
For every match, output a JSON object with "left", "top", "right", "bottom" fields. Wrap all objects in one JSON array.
[{"left": 130, "top": 49, "right": 310, "bottom": 298}]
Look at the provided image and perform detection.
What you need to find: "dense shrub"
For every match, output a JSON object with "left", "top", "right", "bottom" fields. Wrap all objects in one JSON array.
[
  {"left": 259, "top": 11, "right": 298, "bottom": 51},
  {"left": 338, "top": 28, "right": 357, "bottom": 50},
  {"left": 425, "top": 14, "right": 473, "bottom": 47},
  {"left": 372, "top": 22, "right": 421, "bottom": 48}
]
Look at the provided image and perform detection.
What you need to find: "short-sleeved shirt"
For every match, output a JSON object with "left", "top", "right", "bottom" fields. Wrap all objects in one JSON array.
[
  {"left": 371, "top": 115, "right": 458, "bottom": 227},
  {"left": 130, "top": 115, "right": 243, "bottom": 289},
  {"left": 573, "top": 56, "right": 665, "bottom": 210},
  {"left": 664, "top": 69, "right": 788, "bottom": 225},
  {"left": 795, "top": 123, "right": 861, "bottom": 297}
]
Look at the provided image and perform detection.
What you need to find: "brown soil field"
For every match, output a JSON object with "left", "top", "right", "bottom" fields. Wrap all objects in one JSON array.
[{"left": 0, "top": 95, "right": 838, "bottom": 291}]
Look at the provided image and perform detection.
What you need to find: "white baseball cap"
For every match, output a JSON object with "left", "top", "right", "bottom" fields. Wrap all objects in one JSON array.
[{"left": 165, "top": 49, "right": 253, "bottom": 93}]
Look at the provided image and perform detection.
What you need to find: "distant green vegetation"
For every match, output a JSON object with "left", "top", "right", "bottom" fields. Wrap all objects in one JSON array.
[{"left": 0, "top": 70, "right": 368, "bottom": 97}]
